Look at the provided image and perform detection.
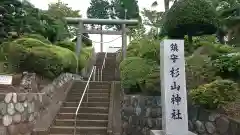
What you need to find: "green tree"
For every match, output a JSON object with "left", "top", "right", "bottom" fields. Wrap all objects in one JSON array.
[
  {"left": 142, "top": 8, "right": 164, "bottom": 36},
  {"left": 45, "top": 1, "right": 81, "bottom": 42},
  {"left": 151, "top": 0, "right": 176, "bottom": 12},
  {"left": 109, "top": 0, "right": 140, "bottom": 30},
  {"left": 87, "top": 0, "right": 110, "bottom": 28},
  {"left": 163, "top": 0, "right": 219, "bottom": 43},
  {"left": 87, "top": 0, "right": 110, "bottom": 51}
]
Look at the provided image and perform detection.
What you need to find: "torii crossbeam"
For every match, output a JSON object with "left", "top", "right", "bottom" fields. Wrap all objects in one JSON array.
[{"left": 65, "top": 17, "right": 138, "bottom": 59}]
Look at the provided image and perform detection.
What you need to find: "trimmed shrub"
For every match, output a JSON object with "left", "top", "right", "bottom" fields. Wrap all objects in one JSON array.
[
  {"left": 163, "top": 0, "right": 218, "bottom": 38},
  {"left": 21, "top": 47, "right": 64, "bottom": 78},
  {"left": 212, "top": 53, "right": 240, "bottom": 79},
  {"left": 13, "top": 38, "right": 48, "bottom": 48},
  {"left": 193, "top": 41, "right": 235, "bottom": 59},
  {"left": 2, "top": 42, "right": 29, "bottom": 72},
  {"left": 78, "top": 47, "right": 94, "bottom": 70},
  {"left": 4, "top": 38, "right": 78, "bottom": 78},
  {"left": 120, "top": 57, "right": 158, "bottom": 94},
  {"left": 184, "top": 35, "right": 217, "bottom": 56},
  {"left": 190, "top": 79, "right": 239, "bottom": 109},
  {"left": 55, "top": 40, "right": 76, "bottom": 52},
  {"left": 127, "top": 37, "right": 160, "bottom": 63},
  {"left": 21, "top": 34, "right": 51, "bottom": 44},
  {"left": 186, "top": 54, "right": 216, "bottom": 90}
]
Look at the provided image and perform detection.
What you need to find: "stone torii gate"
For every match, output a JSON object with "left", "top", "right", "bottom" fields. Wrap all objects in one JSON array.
[{"left": 65, "top": 18, "right": 138, "bottom": 59}]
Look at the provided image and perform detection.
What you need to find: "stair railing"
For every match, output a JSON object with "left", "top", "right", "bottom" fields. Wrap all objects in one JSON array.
[
  {"left": 100, "top": 46, "right": 121, "bottom": 81},
  {"left": 73, "top": 66, "right": 96, "bottom": 135},
  {"left": 100, "top": 47, "right": 109, "bottom": 81}
]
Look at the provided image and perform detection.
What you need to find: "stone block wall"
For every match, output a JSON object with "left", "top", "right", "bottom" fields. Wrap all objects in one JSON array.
[
  {"left": 188, "top": 106, "right": 240, "bottom": 135},
  {"left": 121, "top": 95, "right": 162, "bottom": 135},
  {"left": 0, "top": 73, "right": 82, "bottom": 135},
  {"left": 120, "top": 95, "right": 240, "bottom": 135}
]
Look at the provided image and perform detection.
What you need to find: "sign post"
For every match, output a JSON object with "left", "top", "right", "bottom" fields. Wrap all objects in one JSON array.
[
  {"left": 151, "top": 39, "right": 196, "bottom": 135},
  {"left": 0, "top": 75, "right": 12, "bottom": 85}
]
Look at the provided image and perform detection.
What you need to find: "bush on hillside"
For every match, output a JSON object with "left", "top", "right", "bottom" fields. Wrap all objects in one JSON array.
[
  {"left": 13, "top": 38, "right": 48, "bottom": 48},
  {"left": 21, "top": 47, "right": 65, "bottom": 78},
  {"left": 120, "top": 57, "right": 159, "bottom": 94},
  {"left": 163, "top": 0, "right": 218, "bottom": 38},
  {"left": 190, "top": 79, "right": 239, "bottom": 109},
  {"left": 193, "top": 41, "right": 235, "bottom": 59},
  {"left": 184, "top": 35, "right": 216, "bottom": 56},
  {"left": 127, "top": 37, "right": 160, "bottom": 63},
  {"left": 212, "top": 53, "right": 240, "bottom": 79},
  {"left": 55, "top": 40, "right": 76, "bottom": 52},
  {"left": 55, "top": 40, "right": 94, "bottom": 71},
  {"left": 3, "top": 38, "right": 78, "bottom": 78},
  {"left": 78, "top": 47, "right": 94, "bottom": 71},
  {"left": 186, "top": 54, "right": 216, "bottom": 90},
  {"left": 2, "top": 42, "right": 29, "bottom": 72},
  {"left": 22, "top": 34, "right": 51, "bottom": 44}
]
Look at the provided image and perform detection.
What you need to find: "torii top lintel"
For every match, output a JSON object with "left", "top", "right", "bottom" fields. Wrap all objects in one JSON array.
[{"left": 65, "top": 17, "right": 139, "bottom": 25}]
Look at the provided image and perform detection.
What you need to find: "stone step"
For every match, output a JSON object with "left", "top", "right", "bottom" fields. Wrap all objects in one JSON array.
[
  {"left": 49, "top": 134, "right": 106, "bottom": 135},
  {"left": 63, "top": 102, "right": 109, "bottom": 108},
  {"left": 54, "top": 119, "right": 108, "bottom": 127},
  {"left": 50, "top": 126, "right": 107, "bottom": 134},
  {"left": 70, "top": 89, "right": 109, "bottom": 93},
  {"left": 95, "top": 72, "right": 116, "bottom": 75},
  {"left": 71, "top": 85, "right": 110, "bottom": 90},
  {"left": 68, "top": 93, "right": 109, "bottom": 98},
  {"left": 56, "top": 113, "right": 108, "bottom": 120},
  {"left": 59, "top": 107, "right": 108, "bottom": 114},
  {"left": 71, "top": 82, "right": 110, "bottom": 89},
  {"left": 66, "top": 97, "right": 109, "bottom": 102}
]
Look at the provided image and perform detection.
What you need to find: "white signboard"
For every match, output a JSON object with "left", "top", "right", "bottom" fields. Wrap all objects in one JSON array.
[
  {"left": 0, "top": 75, "right": 13, "bottom": 85},
  {"left": 160, "top": 39, "right": 188, "bottom": 135}
]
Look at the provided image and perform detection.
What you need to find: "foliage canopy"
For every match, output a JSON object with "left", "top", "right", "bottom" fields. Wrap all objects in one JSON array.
[{"left": 163, "top": 0, "right": 219, "bottom": 38}]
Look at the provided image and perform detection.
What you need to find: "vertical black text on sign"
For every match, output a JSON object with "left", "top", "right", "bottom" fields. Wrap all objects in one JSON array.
[
  {"left": 169, "top": 42, "right": 182, "bottom": 120},
  {"left": 170, "top": 43, "right": 179, "bottom": 52},
  {"left": 171, "top": 81, "right": 180, "bottom": 91},
  {"left": 170, "top": 67, "right": 180, "bottom": 78},
  {"left": 171, "top": 109, "right": 182, "bottom": 120},
  {"left": 171, "top": 94, "right": 181, "bottom": 105}
]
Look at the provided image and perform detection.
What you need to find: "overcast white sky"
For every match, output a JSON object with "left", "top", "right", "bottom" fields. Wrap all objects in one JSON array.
[{"left": 29, "top": 0, "right": 165, "bottom": 52}]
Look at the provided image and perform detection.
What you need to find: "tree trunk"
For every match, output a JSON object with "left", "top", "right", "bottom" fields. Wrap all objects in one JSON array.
[
  {"left": 216, "top": 29, "right": 225, "bottom": 44},
  {"left": 188, "top": 34, "right": 193, "bottom": 44},
  {"left": 164, "top": 0, "right": 170, "bottom": 11}
]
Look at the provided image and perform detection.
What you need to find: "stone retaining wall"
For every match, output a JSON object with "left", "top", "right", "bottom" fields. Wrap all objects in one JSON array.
[
  {"left": 188, "top": 106, "right": 240, "bottom": 135},
  {"left": 121, "top": 95, "right": 162, "bottom": 135},
  {"left": 121, "top": 95, "right": 240, "bottom": 135},
  {"left": 0, "top": 73, "right": 82, "bottom": 135}
]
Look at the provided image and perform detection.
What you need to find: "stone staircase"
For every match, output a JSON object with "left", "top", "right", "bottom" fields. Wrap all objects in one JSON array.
[
  {"left": 48, "top": 52, "right": 117, "bottom": 135},
  {"left": 95, "top": 53, "right": 117, "bottom": 81}
]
